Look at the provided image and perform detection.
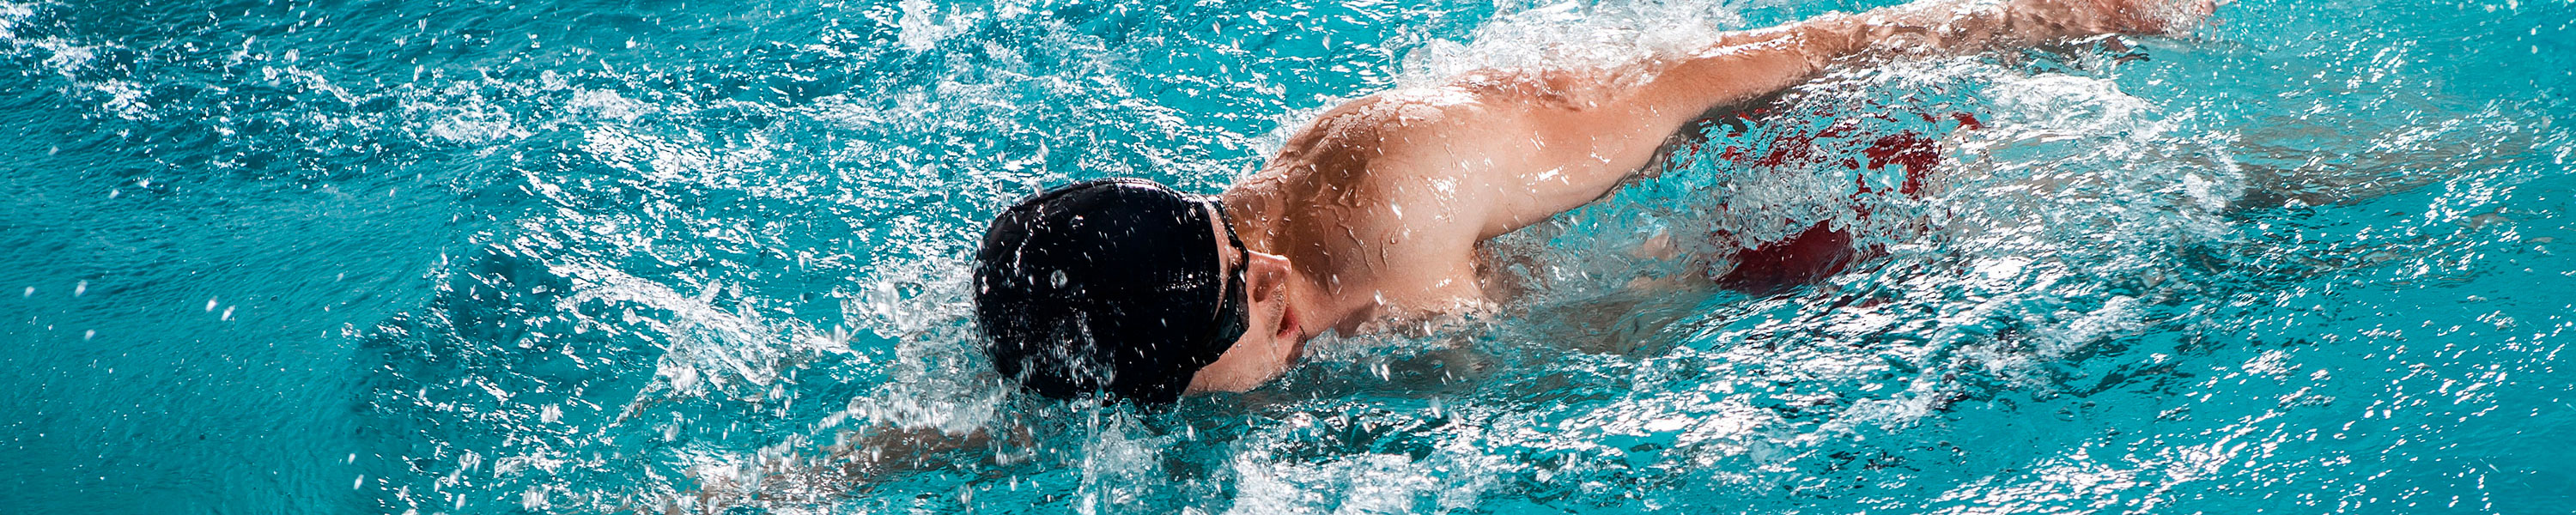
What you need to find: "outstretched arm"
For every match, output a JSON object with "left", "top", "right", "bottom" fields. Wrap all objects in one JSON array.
[
  {"left": 1227, "top": 0, "right": 2203, "bottom": 314},
  {"left": 1422, "top": 0, "right": 2207, "bottom": 239}
]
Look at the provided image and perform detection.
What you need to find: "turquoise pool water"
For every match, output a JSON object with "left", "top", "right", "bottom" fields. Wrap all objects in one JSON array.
[{"left": 3, "top": 0, "right": 2572, "bottom": 512}]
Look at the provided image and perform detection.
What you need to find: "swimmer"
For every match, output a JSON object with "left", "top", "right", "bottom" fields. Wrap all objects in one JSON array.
[{"left": 973, "top": 0, "right": 2213, "bottom": 404}]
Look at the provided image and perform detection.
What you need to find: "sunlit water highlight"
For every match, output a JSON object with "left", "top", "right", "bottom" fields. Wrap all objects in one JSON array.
[{"left": 2, "top": 0, "right": 2572, "bottom": 513}]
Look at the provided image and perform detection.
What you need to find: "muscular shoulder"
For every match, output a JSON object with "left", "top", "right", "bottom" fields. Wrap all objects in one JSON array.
[
  {"left": 1247, "top": 90, "right": 1465, "bottom": 217},
  {"left": 1232, "top": 88, "right": 1506, "bottom": 312},
  {"left": 1275, "top": 88, "right": 1482, "bottom": 164}
]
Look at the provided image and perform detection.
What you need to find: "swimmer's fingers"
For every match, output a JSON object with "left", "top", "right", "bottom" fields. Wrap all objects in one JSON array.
[
  {"left": 2116, "top": 0, "right": 2222, "bottom": 34},
  {"left": 2162, "top": 0, "right": 2222, "bottom": 33}
]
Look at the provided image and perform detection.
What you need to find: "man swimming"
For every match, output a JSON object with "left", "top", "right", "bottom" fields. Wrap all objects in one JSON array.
[{"left": 972, "top": 0, "right": 2210, "bottom": 404}]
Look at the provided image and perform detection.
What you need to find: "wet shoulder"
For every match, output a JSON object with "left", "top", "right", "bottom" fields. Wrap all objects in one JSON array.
[
  {"left": 1257, "top": 88, "right": 1479, "bottom": 215},
  {"left": 1272, "top": 88, "right": 1485, "bottom": 171}
]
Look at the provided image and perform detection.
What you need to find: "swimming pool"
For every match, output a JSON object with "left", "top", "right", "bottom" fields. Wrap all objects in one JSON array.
[{"left": 2, "top": 0, "right": 2569, "bottom": 512}]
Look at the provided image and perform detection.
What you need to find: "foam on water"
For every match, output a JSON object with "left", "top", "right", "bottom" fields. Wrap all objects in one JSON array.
[{"left": 3, "top": 0, "right": 2572, "bottom": 513}]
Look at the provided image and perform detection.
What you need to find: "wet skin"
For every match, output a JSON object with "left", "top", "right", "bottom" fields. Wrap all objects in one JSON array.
[{"left": 1183, "top": 0, "right": 2214, "bottom": 392}]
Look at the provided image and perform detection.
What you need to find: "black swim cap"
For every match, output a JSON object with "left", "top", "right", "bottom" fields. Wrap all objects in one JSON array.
[{"left": 973, "top": 179, "right": 1249, "bottom": 404}]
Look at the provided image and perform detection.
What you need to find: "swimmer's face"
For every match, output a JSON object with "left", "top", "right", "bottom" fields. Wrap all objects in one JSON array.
[{"left": 1187, "top": 204, "right": 1306, "bottom": 393}]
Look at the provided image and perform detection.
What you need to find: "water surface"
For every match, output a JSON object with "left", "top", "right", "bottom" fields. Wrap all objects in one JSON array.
[{"left": 2, "top": 0, "right": 2571, "bottom": 512}]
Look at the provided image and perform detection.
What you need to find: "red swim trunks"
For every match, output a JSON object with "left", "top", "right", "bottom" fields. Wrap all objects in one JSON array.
[{"left": 1697, "top": 111, "right": 1981, "bottom": 293}]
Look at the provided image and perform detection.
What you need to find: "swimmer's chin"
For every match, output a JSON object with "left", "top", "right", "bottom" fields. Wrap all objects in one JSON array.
[{"left": 1186, "top": 304, "right": 1312, "bottom": 394}]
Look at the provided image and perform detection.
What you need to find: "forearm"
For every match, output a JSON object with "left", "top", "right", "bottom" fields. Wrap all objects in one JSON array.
[
  {"left": 1443, "top": 0, "right": 2183, "bottom": 238},
  {"left": 1795, "top": 0, "right": 2157, "bottom": 60},
  {"left": 1615, "top": 0, "right": 2155, "bottom": 151},
  {"left": 1625, "top": 0, "right": 2103, "bottom": 124}
]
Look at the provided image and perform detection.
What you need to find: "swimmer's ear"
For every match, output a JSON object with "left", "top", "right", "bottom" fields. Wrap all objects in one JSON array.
[
  {"left": 1242, "top": 250, "right": 1301, "bottom": 339},
  {"left": 1243, "top": 251, "right": 1294, "bottom": 302}
]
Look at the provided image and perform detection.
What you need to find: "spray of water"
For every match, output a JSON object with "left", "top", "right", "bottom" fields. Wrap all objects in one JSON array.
[{"left": 7, "top": 0, "right": 2567, "bottom": 512}]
